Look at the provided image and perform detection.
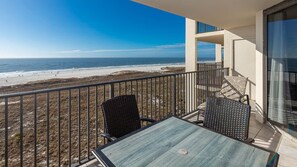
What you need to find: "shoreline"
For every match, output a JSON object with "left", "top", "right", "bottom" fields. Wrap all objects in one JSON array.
[
  {"left": 0, "top": 60, "right": 216, "bottom": 76},
  {"left": 0, "top": 63, "right": 187, "bottom": 88}
]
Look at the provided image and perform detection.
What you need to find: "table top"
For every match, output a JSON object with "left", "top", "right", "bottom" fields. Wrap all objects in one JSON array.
[{"left": 92, "top": 117, "right": 277, "bottom": 167}]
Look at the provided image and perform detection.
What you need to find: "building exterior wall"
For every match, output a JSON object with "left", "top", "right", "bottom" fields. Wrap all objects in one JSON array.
[
  {"left": 224, "top": 25, "right": 256, "bottom": 100},
  {"left": 186, "top": 17, "right": 265, "bottom": 122}
]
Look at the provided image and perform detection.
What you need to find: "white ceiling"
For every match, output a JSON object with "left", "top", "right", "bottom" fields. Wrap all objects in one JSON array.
[
  {"left": 196, "top": 31, "right": 224, "bottom": 45},
  {"left": 133, "top": 0, "right": 283, "bottom": 29}
]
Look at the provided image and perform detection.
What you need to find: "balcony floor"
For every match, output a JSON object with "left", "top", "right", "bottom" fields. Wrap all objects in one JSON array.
[{"left": 82, "top": 101, "right": 297, "bottom": 167}]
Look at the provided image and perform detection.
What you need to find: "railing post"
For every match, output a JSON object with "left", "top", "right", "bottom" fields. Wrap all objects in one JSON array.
[
  {"left": 172, "top": 76, "right": 176, "bottom": 116},
  {"left": 4, "top": 98, "right": 8, "bottom": 167},
  {"left": 206, "top": 71, "right": 209, "bottom": 98},
  {"left": 220, "top": 69, "right": 223, "bottom": 86},
  {"left": 110, "top": 83, "right": 114, "bottom": 99}
]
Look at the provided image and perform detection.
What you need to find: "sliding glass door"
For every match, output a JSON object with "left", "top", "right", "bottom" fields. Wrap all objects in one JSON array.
[{"left": 267, "top": 3, "right": 297, "bottom": 137}]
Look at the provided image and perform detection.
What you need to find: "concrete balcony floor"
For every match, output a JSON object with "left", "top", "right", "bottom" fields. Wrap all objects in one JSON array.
[{"left": 82, "top": 101, "right": 297, "bottom": 167}]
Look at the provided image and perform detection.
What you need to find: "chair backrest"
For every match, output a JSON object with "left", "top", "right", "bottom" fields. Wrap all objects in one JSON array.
[
  {"left": 101, "top": 95, "right": 141, "bottom": 138},
  {"left": 203, "top": 97, "right": 251, "bottom": 141},
  {"left": 219, "top": 76, "right": 248, "bottom": 101}
]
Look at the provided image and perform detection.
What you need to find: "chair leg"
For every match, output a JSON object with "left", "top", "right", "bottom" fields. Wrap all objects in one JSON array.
[
  {"left": 197, "top": 111, "right": 200, "bottom": 122},
  {"left": 245, "top": 138, "right": 255, "bottom": 143},
  {"left": 193, "top": 111, "right": 204, "bottom": 124}
]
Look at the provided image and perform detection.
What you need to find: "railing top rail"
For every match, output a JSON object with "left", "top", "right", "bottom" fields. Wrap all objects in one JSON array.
[
  {"left": 0, "top": 67, "right": 229, "bottom": 98},
  {"left": 197, "top": 62, "right": 222, "bottom": 64}
]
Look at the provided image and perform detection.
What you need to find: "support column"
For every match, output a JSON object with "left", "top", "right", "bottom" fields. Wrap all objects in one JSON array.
[
  {"left": 215, "top": 44, "right": 222, "bottom": 63},
  {"left": 255, "top": 10, "right": 266, "bottom": 123},
  {"left": 185, "top": 18, "right": 197, "bottom": 113},
  {"left": 185, "top": 18, "right": 197, "bottom": 72}
]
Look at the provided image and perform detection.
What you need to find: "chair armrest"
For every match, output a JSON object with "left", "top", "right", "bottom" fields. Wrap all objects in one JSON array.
[
  {"left": 100, "top": 133, "right": 117, "bottom": 142},
  {"left": 193, "top": 120, "right": 204, "bottom": 124},
  {"left": 140, "top": 118, "right": 156, "bottom": 123},
  {"left": 239, "top": 94, "right": 250, "bottom": 105},
  {"left": 214, "top": 91, "right": 221, "bottom": 97},
  {"left": 244, "top": 138, "right": 255, "bottom": 143}
]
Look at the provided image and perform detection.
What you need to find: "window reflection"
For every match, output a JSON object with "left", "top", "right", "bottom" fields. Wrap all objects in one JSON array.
[{"left": 267, "top": 4, "right": 297, "bottom": 137}]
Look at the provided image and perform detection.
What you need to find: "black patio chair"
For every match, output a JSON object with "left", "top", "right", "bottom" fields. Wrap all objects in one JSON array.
[
  {"left": 101, "top": 95, "right": 156, "bottom": 142},
  {"left": 196, "top": 76, "right": 250, "bottom": 121},
  {"left": 197, "top": 97, "right": 254, "bottom": 143}
]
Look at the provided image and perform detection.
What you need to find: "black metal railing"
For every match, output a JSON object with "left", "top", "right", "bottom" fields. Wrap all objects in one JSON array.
[
  {"left": 267, "top": 70, "right": 297, "bottom": 133},
  {"left": 0, "top": 68, "right": 228, "bottom": 167},
  {"left": 197, "top": 62, "right": 223, "bottom": 71},
  {"left": 197, "top": 22, "right": 223, "bottom": 34}
]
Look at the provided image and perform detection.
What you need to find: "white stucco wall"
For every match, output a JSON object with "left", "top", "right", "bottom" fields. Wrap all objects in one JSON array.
[{"left": 224, "top": 26, "right": 256, "bottom": 100}]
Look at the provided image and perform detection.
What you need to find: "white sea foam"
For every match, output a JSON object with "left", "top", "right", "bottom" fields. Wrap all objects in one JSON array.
[{"left": 0, "top": 63, "right": 186, "bottom": 87}]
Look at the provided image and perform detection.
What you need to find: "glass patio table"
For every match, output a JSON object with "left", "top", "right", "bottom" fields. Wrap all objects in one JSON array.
[{"left": 92, "top": 117, "right": 279, "bottom": 167}]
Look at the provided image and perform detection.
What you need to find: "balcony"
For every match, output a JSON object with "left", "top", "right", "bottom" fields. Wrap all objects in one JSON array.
[
  {"left": 197, "top": 22, "right": 223, "bottom": 34},
  {"left": 0, "top": 63, "right": 294, "bottom": 166}
]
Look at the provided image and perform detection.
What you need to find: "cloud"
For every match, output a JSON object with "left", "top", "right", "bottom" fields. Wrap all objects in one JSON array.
[
  {"left": 198, "top": 41, "right": 214, "bottom": 46},
  {"left": 56, "top": 50, "right": 81, "bottom": 54},
  {"left": 155, "top": 43, "right": 185, "bottom": 49},
  {"left": 87, "top": 48, "right": 156, "bottom": 53},
  {"left": 56, "top": 43, "right": 185, "bottom": 54}
]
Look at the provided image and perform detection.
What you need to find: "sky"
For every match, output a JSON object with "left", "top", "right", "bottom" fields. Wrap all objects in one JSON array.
[{"left": 0, "top": 0, "right": 215, "bottom": 58}]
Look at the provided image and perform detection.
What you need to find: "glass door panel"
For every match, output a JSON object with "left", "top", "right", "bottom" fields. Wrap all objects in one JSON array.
[{"left": 267, "top": 4, "right": 297, "bottom": 137}]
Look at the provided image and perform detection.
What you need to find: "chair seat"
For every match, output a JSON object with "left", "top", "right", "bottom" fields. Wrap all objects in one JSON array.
[{"left": 203, "top": 97, "right": 251, "bottom": 141}]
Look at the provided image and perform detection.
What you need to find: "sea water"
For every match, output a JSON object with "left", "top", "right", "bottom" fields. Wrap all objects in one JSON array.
[{"left": 0, "top": 57, "right": 215, "bottom": 74}]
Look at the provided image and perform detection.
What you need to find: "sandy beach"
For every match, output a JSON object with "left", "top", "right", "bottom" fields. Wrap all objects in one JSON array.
[
  {"left": 0, "top": 64, "right": 184, "bottom": 88},
  {"left": 0, "top": 64, "right": 186, "bottom": 95}
]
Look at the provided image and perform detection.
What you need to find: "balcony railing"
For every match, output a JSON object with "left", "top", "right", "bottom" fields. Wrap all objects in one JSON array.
[
  {"left": 197, "top": 22, "right": 223, "bottom": 34},
  {"left": 197, "top": 62, "right": 223, "bottom": 71},
  {"left": 0, "top": 67, "right": 229, "bottom": 167}
]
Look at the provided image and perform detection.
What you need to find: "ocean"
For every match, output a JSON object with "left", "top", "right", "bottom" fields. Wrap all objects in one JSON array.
[{"left": 0, "top": 57, "right": 214, "bottom": 74}]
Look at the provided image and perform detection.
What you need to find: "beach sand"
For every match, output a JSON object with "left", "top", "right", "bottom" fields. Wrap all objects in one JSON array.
[
  {"left": 0, "top": 65, "right": 185, "bottom": 94},
  {"left": 0, "top": 64, "right": 184, "bottom": 89}
]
